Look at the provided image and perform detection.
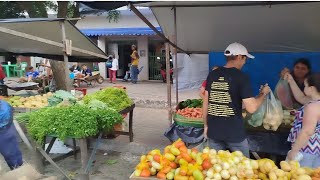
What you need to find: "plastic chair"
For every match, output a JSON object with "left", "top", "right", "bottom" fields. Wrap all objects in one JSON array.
[{"left": 14, "top": 62, "right": 27, "bottom": 77}]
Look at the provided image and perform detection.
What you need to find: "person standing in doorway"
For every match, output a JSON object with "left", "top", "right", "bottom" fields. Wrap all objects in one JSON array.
[
  {"left": 108, "top": 54, "right": 118, "bottom": 84},
  {"left": 203, "top": 42, "right": 270, "bottom": 157},
  {"left": 130, "top": 44, "right": 139, "bottom": 84}
]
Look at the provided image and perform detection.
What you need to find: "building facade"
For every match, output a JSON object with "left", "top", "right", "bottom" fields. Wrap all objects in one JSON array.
[{"left": 76, "top": 8, "right": 166, "bottom": 81}]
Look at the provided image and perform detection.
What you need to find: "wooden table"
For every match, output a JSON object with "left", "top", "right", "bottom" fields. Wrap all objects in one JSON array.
[
  {"left": 2, "top": 64, "right": 17, "bottom": 77},
  {"left": 15, "top": 103, "right": 136, "bottom": 180}
]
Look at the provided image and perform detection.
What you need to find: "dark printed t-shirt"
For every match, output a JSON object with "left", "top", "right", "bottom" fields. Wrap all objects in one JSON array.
[{"left": 205, "top": 67, "right": 254, "bottom": 142}]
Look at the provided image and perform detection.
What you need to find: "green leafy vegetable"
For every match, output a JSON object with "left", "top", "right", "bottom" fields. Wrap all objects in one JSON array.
[
  {"left": 17, "top": 104, "right": 123, "bottom": 143},
  {"left": 83, "top": 88, "right": 133, "bottom": 111}
]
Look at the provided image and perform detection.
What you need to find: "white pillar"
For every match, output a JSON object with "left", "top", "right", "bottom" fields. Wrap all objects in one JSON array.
[
  {"left": 137, "top": 36, "right": 149, "bottom": 81},
  {"left": 97, "top": 36, "right": 107, "bottom": 79}
]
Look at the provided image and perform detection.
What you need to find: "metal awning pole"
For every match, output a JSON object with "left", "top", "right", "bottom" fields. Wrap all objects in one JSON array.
[
  {"left": 173, "top": 7, "right": 179, "bottom": 105},
  {"left": 60, "top": 22, "right": 72, "bottom": 93},
  {"left": 166, "top": 42, "right": 172, "bottom": 125}
]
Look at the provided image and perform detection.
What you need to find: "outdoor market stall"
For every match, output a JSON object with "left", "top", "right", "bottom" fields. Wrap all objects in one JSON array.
[
  {"left": 80, "top": 2, "right": 320, "bottom": 179},
  {"left": 3, "top": 87, "right": 136, "bottom": 180},
  {"left": 0, "top": 18, "right": 133, "bottom": 180}
]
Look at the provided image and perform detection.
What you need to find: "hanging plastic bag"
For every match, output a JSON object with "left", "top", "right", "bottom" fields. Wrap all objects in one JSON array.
[
  {"left": 248, "top": 99, "right": 267, "bottom": 127},
  {"left": 263, "top": 91, "right": 284, "bottom": 131},
  {"left": 274, "top": 79, "right": 294, "bottom": 110}
]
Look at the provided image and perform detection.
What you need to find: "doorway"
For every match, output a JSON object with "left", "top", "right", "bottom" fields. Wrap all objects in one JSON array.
[{"left": 107, "top": 40, "right": 136, "bottom": 78}]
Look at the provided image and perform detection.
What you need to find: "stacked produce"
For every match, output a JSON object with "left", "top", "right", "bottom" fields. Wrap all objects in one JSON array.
[
  {"left": 133, "top": 139, "right": 313, "bottom": 180},
  {"left": 5, "top": 92, "right": 53, "bottom": 108},
  {"left": 176, "top": 99, "right": 203, "bottom": 119},
  {"left": 17, "top": 102, "right": 123, "bottom": 143},
  {"left": 16, "top": 87, "right": 133, "bottom": 143},
  {"left": 83, "top": 87, "right": 133, "bottom": 111},
  {"left": 312, "top": 168, "right": 320, "bottom": 180}
]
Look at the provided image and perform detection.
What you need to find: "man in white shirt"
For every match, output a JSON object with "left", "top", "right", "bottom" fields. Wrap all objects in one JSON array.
[{"left": 108, "top": 55, "right": 118, "bottom": 84}]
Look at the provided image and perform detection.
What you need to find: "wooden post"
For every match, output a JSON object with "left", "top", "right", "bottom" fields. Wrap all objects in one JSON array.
[
  {"left": 173, "top": 7, "right": 179, "bottom": 105},
  {"left": 166, "top": 42, "right": 172, "bottom": 125},
  {"left": 78, "top": 138, "right": 89, "bottom": 180},
  {"left": 60, "top": 21, "right": 71, "bottom": 92}
]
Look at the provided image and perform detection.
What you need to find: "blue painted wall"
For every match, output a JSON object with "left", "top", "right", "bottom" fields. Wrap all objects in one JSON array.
[{"left": 209, "top": 52, "right": 320, "bottom": 95}]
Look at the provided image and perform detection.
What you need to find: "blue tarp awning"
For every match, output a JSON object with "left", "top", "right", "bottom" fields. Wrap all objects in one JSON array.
[{"left": 80, "top": 27, "right": 162, "bottom": 36}]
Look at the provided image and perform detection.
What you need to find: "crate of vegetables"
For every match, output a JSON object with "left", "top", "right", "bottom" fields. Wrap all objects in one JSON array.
[{"left": 173, "top": 99, "right": 204, "bottom": 128}]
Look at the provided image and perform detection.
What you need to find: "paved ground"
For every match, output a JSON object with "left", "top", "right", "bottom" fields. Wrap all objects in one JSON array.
[{"left": 1, "top": 78, "right": 199, "bottom": 179}]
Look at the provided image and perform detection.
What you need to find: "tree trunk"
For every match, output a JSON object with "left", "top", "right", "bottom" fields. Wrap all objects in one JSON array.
[
  {"left": 49, "top": 60, "right": 71, "bottom": 90},
  {"left": 47, "top": 1, "right": 74, "bottom": 91}
]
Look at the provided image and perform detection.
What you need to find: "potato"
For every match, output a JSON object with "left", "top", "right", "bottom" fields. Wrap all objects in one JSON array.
[
  {"left": 269, "top": 171, "right": 277, "bottom": 180},
  {"left": 296, "top": 175, "right": 311, "bottom": 180},
  {"left": 275, "top": 169, "right": 285, "bottom": 177},
  {"left": 280, "top": 161, "right": 291, "bottom": 172},
  {"left": 296, "top": 168, "right": 306, "bottom": 175}
]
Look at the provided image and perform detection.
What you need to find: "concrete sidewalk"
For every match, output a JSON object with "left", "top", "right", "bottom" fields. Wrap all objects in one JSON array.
[
  {"left": 86, "top": 80, "right": 199, "bottom": 108},
  {"left": 5, "top": 77, "right": 200, "bottom": 108}
]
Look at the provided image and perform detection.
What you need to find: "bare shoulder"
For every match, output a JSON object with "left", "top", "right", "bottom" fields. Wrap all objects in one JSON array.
[{"left": 304, "top": 102, "right": 320, "bottom": 115}]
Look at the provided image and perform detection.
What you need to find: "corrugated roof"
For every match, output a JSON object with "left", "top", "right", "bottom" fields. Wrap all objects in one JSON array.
[{"left": 80, "top": 27, "right": 162, "bottom": 36}]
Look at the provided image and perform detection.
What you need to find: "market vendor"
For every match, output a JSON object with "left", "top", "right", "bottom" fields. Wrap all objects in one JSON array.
[
  {"left": 280, "top": 58, "right": 312, "bottom": 108},
  {"left": 285, "top": 72, "right": 320, "bottom": 168},
  {"left": 203, "top": 42, "right": 270, "bottom": 157},
  {"left": 0, "top": 100, "right": 23, "bottom": 170}
]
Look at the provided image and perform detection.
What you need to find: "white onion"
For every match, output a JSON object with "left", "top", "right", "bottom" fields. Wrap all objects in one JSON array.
[
  {"left": 221, "top": 169, "right": 230, "bottom": 179},
  {"left": 213, "top": 173, "right": 222, "bottom": 180},
  {"left": 206, "top": 169, "right": 214, "bottom": 178},
  {"left": 209, "top": 149, "right": 217, "bottom": 155},
  {"left": 230, "top": 175, "right": 238, "bottom": 180},
  {"left": 222, "top": 162, "right": 230, "bottom": 170},
  {"left": 214, "top": 164, "right": 222, "bottom": 173}
]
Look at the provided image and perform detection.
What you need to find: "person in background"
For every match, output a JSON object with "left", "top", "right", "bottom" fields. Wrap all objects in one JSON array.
[
  {"left": 19, "top": 66, "right": 41, "bottom": 83},
  {"left": 203, "top": 42, "right": 270, "bottom": 157},
  {"left": 200, "top": 66, "right": 219, "bottom": 99},
  {"left": 72, "top": 62, "right": 81, "bottom": 72},
  {"left": 285, "top": 73, "right": 320, "bottom": 168},
  {"left": 130, "top": 44, "right": 139, "bottom": 84},
  {"left": 123, "top": 63, "right": 132, "bottom": 82},
  {"left": 281, "top": 59, "right": 312, "bottom": 108},
  {"left": 281, "top": 58, "right": 312, "bottom": 91},
  {"left": 0, "top": 64, "right": 5, "bottom": 85},
  {"left": 40, "top": 59, "right": 52, "bottom": 77},
  {"left": 108, "top": 55, "right": 118, "bottom": 84},
  {"left": 0, "top": 100, "right": 23, "bottom": 170},
  {"left": 74, "top": 64, "right": 92, "bottom": 87}
]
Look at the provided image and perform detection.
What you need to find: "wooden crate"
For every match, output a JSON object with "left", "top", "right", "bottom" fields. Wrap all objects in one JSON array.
[{"left": 129, "top": 172, "right": 158, "bottom": 180}]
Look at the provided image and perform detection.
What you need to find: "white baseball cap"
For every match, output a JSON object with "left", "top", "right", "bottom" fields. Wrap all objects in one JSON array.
[{"left": 224, "top": 42, "right": 255, "bottom": 59}]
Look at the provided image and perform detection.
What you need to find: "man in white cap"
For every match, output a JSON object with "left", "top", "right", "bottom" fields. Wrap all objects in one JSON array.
[{"left": 202, "top": 42, "right": 270, "bottom": 157}]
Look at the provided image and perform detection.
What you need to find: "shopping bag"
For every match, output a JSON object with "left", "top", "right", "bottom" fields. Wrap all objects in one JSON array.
[
  {"left": 274, "top": 79, "right": 294, "bottom": 110},
  {"left": 248, "top": 99, "right": 267, "bottom": 127},
  {"left": 263, "top": 91, "right": 284, "bottom": 131}
]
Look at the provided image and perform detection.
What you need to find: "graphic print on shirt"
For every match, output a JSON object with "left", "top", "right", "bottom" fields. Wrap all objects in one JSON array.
[{"left": 208, "top": 76, "right": 235, "bottom": 117}]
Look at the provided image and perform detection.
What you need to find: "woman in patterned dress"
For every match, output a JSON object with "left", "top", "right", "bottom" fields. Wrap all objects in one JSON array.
[{"left": 285, "top": 73, "right": 320, "bottom": 168}]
